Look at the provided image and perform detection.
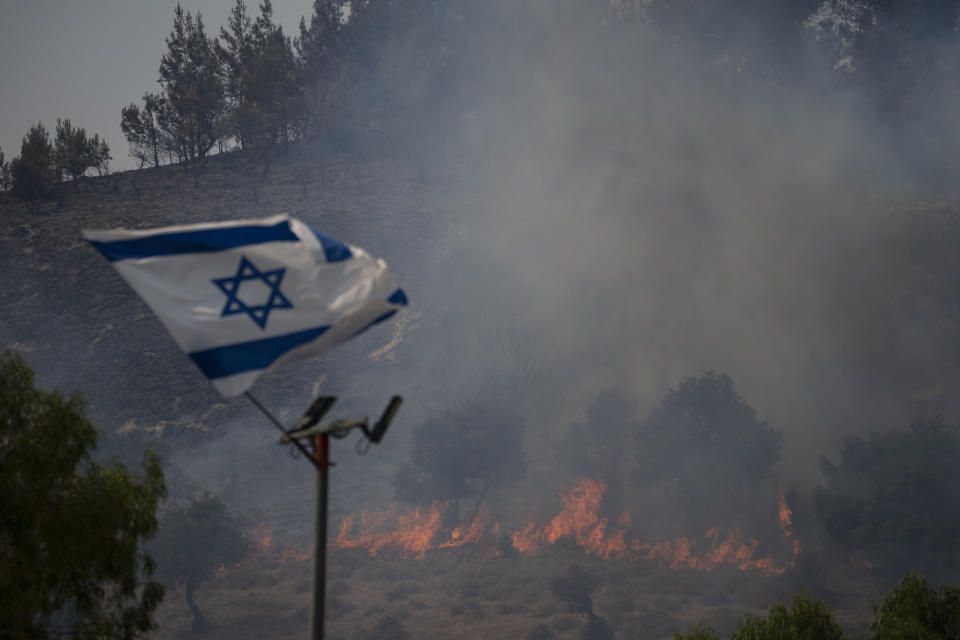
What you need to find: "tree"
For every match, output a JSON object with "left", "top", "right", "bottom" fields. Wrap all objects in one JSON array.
[
  {"left": 555, "top": 389, "right": 639, "bottom": 518},
  {"left": 216, "top": 0, "right": 255, "bottom": 148},
  {"left": 559, "top": 389, "right": 638, "bottom": 479},
  {"left": 871, "top": 572, "right": 960, "bottom": 640},
  {"left": 158, "top": 5, "right": 224, "bottom": 165},
  {"left": 246, "top": 1, "right": 302, "bottom": 146},
  {"left": 814, "top": 417, "right": 960, "bottom": 579},
  {"left": 673, "top": 592, "right": 845, "bottom": 640},
  {"left": 150, "top": 492, "right": 251, "bottom": 631},
  {"left": 0, "top": 146, "right": 10, "bottom": 192},
  {"left": 54, "top": 118, "right": 91, "bottom": 183},
  {"left": 392, "top": 402, "right": 526, "bottom": 523},
  {"left": 10, "top": 122, "right": 57, "bottom": 211},
  {"left": 296, "top": 0, "right": 347, "bottom": 141},
  {"left": 0, "top": 350, "right": 166, "bottom": 639},
  {"left": 635, "top": 371, "right": 782, "bottom": 534},
  {"left": 121, "top": 93, "right": 168, "bottom": 168},
  {"left": 88, "top": 134, "right": 111, "bottom": 176}
]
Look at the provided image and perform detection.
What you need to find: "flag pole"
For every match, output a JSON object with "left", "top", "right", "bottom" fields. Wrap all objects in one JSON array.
[
  {"left": 248, "top": 392, "right": 402, "bottom": 640},
  {"left": 311, "top": 432, "right": 329, "bottom": 640},
  {"left": 244, "top": 391, "right": 318, "bottom": 467}
]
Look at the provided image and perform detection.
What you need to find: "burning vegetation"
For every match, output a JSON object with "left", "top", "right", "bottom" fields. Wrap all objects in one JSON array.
[{"left": 335, "top": 477, "right": 800, "bottom": 575}]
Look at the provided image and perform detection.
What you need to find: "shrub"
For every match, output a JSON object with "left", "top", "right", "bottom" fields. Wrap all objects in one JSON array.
[{"left": 815, "top": 417, "right": 960, "bottom": 579}]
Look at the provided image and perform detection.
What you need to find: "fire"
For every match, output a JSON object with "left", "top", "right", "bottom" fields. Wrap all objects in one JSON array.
[
  {"left": 251, "top": 520, "right": 273, "bottom": 554},
  {"left": 511, "top": 478, "right": 628, "bottom": 558},
  {"left": 778, "top": 493, "right": 802, "bottom": 557},
  {"left": 249, "top": 520, "right": 313, "bottom": 563},
  {"left": 337, "top": 503, "right": 498, "bottom": 558},
  {"left": 333, "top": 478, "right": 803, "bottom": 575}
]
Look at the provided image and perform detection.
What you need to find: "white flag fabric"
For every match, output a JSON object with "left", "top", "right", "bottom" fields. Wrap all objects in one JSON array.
[{"left": 83, "top": 214, "right": 407, "bottom": 397}]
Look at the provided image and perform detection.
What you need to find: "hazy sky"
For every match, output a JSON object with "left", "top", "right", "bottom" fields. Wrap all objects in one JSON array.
[{"left": 0, "top": 0, "right": 310, "bottom": 172}]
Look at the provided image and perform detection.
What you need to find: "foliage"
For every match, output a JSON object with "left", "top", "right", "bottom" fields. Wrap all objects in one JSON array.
[
  {"left": 150, "top": 491, "right": 250, "bottom": 631},
  {"left": 674, "top": 593, "right": 844, "bottom": 640},
  {"left": 0, "top": 146, "right": 9, "bottom": 191},
  {"left": 53, "top": 119, "right": 111, "bottom": 182},
  {"left": 0, "top": 350, "right": 166, "bottom": 639},
  {"left": 158, "top": 5, "right": 224, "bottom": 165},
  {"left": 121, "top": 93, "right": 169, "bottom": 168},
  {"left": 392, "top": 401, "right": 526, "bottom": 518},
  {"left": 635, "top": 371, "right": 781, "bottom": 531},
  {"left": 871, "top": 572, "right": 960, "bottom": 640},
  {"left": 10, "top": 122, "right": 57, "bottom": 211},
  {"left": 814, "top": 417, "right": 960, "bottom": 578},
  {"left": 673, "top": 624, "right": 723, "bottom": 640},
  {"left": 673, "top": 574, "right": 960, "bottom": 640},
  {"left": 557, "top": 389, "right": 639, "bottom": 479}
]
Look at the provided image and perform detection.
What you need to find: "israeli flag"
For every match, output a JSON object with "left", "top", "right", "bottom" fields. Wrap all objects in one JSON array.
[{"left": 83, "top": 214, "right": 407, "bottom": 397}]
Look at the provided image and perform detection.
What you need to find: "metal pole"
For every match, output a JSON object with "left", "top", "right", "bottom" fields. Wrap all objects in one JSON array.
[{"left": 310, "top": 433, "right": 329, "bottom": 640}]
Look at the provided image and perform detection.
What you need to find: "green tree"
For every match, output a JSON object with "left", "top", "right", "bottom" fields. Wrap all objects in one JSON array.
[
  {"left": 0, "top": 350, "right": 166, "bottom": 639},
  {"left": 814, "top": 417, "right": 960, "bottom": 579},
  {"left": 392, "top": 402, "right": 526, "bottom": 523},
  {"left": 871, "top": 572, "right": 960, "bottom": 640},
  {"left": 673, "top": 593, "right": 845, "bottom": 640},
  {"left": 10, "top": 122, "right": 57, "bottom": 211},
  {"left": 150, "top": 492, "right": 251, "bottom": 631}
]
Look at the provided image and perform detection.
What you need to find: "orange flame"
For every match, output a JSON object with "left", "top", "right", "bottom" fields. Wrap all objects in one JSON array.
[
  {"left": 778, "top": 493, "right": 802, "bottom": 557},
  {"left": 247, "top": 520, "right": 313, "bottom": 564},
  {"left": 333, "top": 478, "right": 801, "bottom": 575},
  {"left": 511, "top": 478, "right": 628, "bottom": 558}
]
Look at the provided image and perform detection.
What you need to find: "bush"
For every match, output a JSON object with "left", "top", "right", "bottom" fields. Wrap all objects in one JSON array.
[
  {"left": 150, "top": 492, "right": 251, "bottom": 631},
  {"left": 815, "top": 417, "right": 960, "bottom": 579},
  {"left": 674, "top": 593, "right": 844, "bottom": 639},
  {"left": 871, "top": 572, "right": 960, "bottom": 640},
  {"left": 0, "top": 351, "right": 166, "bottom": 638},
  {"left": 635, "top": 371, "right": 781, "bottom": 533},
  {"left": 11, "top": 123, "right": 56, "bottom": 211},
  {"left": 556, "top": 389, "right": 639, "bottom": 515},
  {"left": 392, "top": 401, "right": 526, "bottom": 522}
]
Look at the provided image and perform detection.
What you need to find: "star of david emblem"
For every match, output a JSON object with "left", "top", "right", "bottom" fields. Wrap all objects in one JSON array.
[{"left": 212, "top": 256, "right": 293, "bottom": 330}]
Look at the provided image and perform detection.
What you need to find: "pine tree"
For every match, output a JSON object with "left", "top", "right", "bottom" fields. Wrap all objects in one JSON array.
[
  {"left": 10, "top": 123, "right": 56, "bottom": 212},
  {"left": 245, "top": 1, "right": 302, "bottom": 146},
  {"left": 296, "top": 0, "right": 347, "bottom": 139},
  {"left": 216, "top": 0, "right": 255, "bottom": 148},
  {"left": 158, "top": 5, "right": 224, "bottom": 165},
  {"left": 121, "top": 93, "right": 169, "bottom": 168},
  {"left": 0, "top": 147, "right": 9, "bottom": 192},
  {"left": 54, "top": 118, "right": 91, "bottom": 183},
  {"left": 88, "top": 133, "right": 111, "bottom": 176}
]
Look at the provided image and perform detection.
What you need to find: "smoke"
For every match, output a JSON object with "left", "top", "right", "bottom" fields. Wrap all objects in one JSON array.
[
  {"left": 372, "top": 0, "right": 960, "bottom": 495},
  {"left": 9, "top": 0, "right": 960, "bottom": 595}
]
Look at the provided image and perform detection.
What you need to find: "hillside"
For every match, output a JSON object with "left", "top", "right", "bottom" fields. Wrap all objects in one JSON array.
[{"left": 4, "top": 146, "right": 942, "bottom": 639}]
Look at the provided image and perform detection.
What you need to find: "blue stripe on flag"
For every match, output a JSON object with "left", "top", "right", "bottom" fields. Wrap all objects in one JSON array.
[
  {"left": 90, "top": 220, "right": 299, "bottom": 261},
  {"left": 388, "top": 288, "right": 408, "bottom": 305},
  {"left": 188, "top": 326, "right": 330, "bottom": 379},
  {"left": 310, "top": 228, "right": 353, "bottom": 262}
]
